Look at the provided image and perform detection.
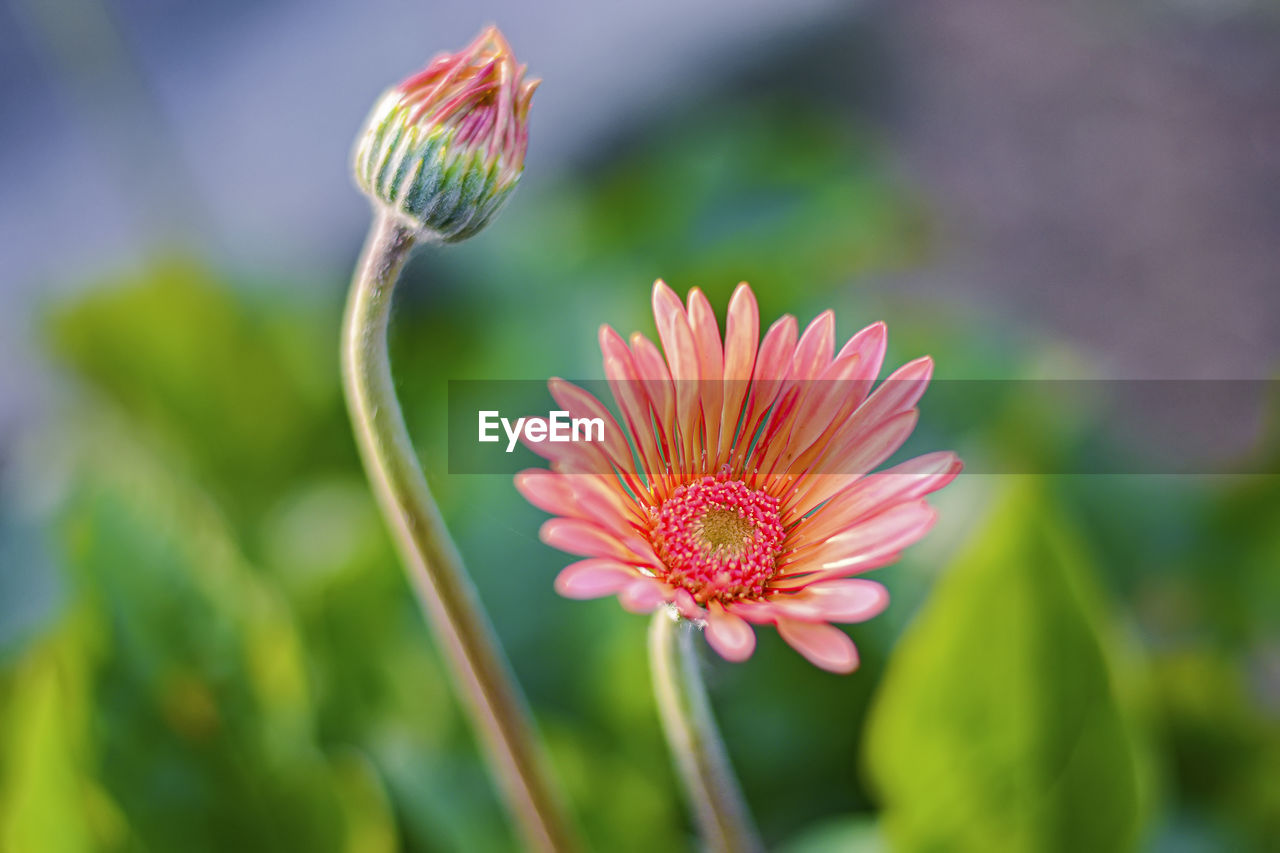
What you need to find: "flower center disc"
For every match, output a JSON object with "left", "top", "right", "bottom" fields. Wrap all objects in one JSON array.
[{"left": 651, "top": 477, "right": 785, "bottom": 604}]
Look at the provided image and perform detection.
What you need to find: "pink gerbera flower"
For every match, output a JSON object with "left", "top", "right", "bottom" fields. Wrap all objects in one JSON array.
[{"left": 517, "top": 282, "right": 961, "bottom": 673}]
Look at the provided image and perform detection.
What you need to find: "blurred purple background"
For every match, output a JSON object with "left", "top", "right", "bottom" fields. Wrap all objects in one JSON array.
[{"left": 2, "top": 0, "right": 1278, "bottom": 426}]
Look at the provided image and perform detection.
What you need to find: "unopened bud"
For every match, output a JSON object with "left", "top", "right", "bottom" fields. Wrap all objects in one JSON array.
[{"left": 353, "top": 26, "right": 538, "bottom": 241}]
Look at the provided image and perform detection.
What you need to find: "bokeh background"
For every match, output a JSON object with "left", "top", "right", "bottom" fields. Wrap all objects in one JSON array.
[{"left": 2, "top": 0, "right": 1279, "bottom": 850}]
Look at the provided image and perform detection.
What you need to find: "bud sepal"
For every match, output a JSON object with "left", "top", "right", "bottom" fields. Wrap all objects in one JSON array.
[{"left": 353, "top": 27, "right": 537, "bottom": 242}]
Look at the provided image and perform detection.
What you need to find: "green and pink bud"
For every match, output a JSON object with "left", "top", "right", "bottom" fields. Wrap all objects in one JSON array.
[{"left": 353, "top": 26, "right": 538, "bottom": 241}]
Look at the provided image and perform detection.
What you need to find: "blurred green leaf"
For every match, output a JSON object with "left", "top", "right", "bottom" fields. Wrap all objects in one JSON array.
[
  {"left": 18, "top": 412, "right": 402, "bottom": 852},
  {"left": 777, "top": 814, "right": 886, "bottom": 853},
  {"left": 864, "top": 480, "right": 1149, "bottom": 852},
  {"left": 45, "top": 260, "right": 349, "bottom": 535},
  {"left": 0, "top": 626, "right": 131, "bottom": 852}
]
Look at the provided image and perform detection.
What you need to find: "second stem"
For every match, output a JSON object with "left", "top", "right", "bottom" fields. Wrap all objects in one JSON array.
[
  {"left": 649, "top": 610, "right": 764, "bottom": 853},
  {"left": 342, "top": 211, "right": 578, "bottom": 852}
]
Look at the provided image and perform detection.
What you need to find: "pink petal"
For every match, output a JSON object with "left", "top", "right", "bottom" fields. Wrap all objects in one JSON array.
[
  {"left": 738, "top": 314, "right": 797, "bottom": 452},
  {"left": 791, "top": 410, "right": 920, "bottom": 515},
  {"left": 718, "top": 284, "right": 759, "bottom": 465},
  {"left": 514, "top": 470, "right": 575, "bottom": 516},
  {"left": 858, "top": 356, "right": 933, "bottom": 424},
  {"left": 799, "top": 452, "right": 961, "bottom": 544},
  {"left": 768, "top": 551, "right": 903, "bottom": 592},
  {"left": 652, "top": 280, "right": 700, "bottom": 382},
  {"left": 723, "top": 283, "right": 760, "bottom": 380},
  {"left": 554, "top": 559, "right": 640, "bottom": 599},
  {"left": 651, "top": 281, "right": 703, "bottom": 469},
  {"left": 517, "top": 468, "right": 640, "bottom": 535},
  {"left": 821, "top": 408, "right": 919, "bottom": 477},
  {"left": 618, "top": 578, "right": 669, "bottom": 613},
  {"left": 686, "top": 288, "right": 725, "bottom": 382},
  {"left": 548, "top": 378, "right": 635, "bottom": 474},
  {"left": 705, "top": 603, "right": 757, "bottom": 662},
  {"left": 687, "top": 288, "right": 725, "bottom": 456},
  {"left": 522, "top": 390, "right": 615, "bottom": 474},
  {"left": 789, "top": 310, "right": 835, "bottom": 381},
  {"left": 768, "top": 579, "right": 889, "bottom": 623},
  {"left": 599, "top": 330, "right": 667, "bottom": 476},
  {"left": 629, "top": 334, "right": 675, "bottom": 405},
  {"left": 821, "top": 501, "right": 936, "bottom": 569},
  {"left": 776, "top": 619, "right": 859, "bottom": 673},
  {"left": 835, "top": 321, "right": 887, "bottom": 382},
  {"left": 783, "top": 500, "right": 936, "bottom": 581},
  {"left": 628, "top": 334, "right": 680, "bottom": 467},
  {"left": 540, "top": 518, "right": 639, "bottom": 561},
  {"left": 671, "top": 588, "right": 706, "bottom": 620},
  {"left": 771, "top": 352, "right": 874, "bottom": 471},
  {"left": 561, "top": 475, "right": 645, "bottom": 538}
]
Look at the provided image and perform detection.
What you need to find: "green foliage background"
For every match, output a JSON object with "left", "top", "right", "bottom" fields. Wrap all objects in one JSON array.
[{"left": 1, "top": 99, "right": 1277, "bottom": 852}]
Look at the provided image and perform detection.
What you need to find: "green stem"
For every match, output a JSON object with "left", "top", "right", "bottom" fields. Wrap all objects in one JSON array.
[
  {"left": 649, "top": 611, "right": 764, "bottom": 853},
  {"left": 342, "top": 211, "right": 578, "bottom": 852}
]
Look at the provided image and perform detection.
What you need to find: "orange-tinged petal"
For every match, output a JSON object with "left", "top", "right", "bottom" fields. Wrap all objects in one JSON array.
[
  {"left": 799, "top": 451, "right": 961, "bottom": 544},
  {"left": 619, "top": 578, "right": 669, "bottom": 613},
  {"left": 548, "top": 378, "right": 637, "bottom": 475},
  {"left": 788, "top": 409, "right": 920, "bottom": 518},
  {"left": 782, "top": 500, "right": 937, "bottom": 578},
  {"left": 541, "top": 518, "right": 647, "bottom": 562},
  {"left": 687, "top": 288, "right": 725, "bottom": 460},
  {"left": 776, "top": 620, "right": 859, "bottom": 673},
  {"left": 764, "top": 579, "right": 889, "bottom": 623},
  {"left": 672, "top": 588, "right": 706, "bottom": 621},
  {"left": 835, "top": 321, "right": 887, "bottom": 381},
  {"left": 734, "top": 313, "right": 797, "bottom": 472},
  {"left": 652, "top": 280, "right": 702, "bottom": 472},
  {"left": 705, "top": 603, "right": 757, "bottom": 662},
  {"left": 555, "top": 559, "right": 642, "bottom": 599},
  {"left": 514, "top": 469, "right": 576, "bottom": 516},
  {"left": 789, "top": 310, "right": 835, "bottom": 382},
  {"left": 855, "top": 356, "right": 933, "bottom": 426},
  {"left": 718, "top": 284, "right": 759, "bottom": 466}
]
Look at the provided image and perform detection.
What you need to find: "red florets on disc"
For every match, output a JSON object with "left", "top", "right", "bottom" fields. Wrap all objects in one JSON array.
[{"left": 650, "top": 476, "right": 785, "bottom": 605}]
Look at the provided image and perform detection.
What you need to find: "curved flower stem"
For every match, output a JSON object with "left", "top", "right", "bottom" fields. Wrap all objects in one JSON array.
[
  {"left": 649, "top": 611, "right": 764, "bottom": 853},
  {"left": 342, "top": 211, "right": 579, "bottom": 852}
]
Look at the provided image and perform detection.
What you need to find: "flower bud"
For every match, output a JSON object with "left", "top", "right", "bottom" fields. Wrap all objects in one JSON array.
[{"left": 353, "top": 26, "right": 538, "bottom": 241}]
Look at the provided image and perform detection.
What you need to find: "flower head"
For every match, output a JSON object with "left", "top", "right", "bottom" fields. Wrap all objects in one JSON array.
[
  {"left": 517, "top": 282, "right": 961, "bottom": 673},
  {"left": 353, "top": 26, "right": 538, "bottom": 241}
]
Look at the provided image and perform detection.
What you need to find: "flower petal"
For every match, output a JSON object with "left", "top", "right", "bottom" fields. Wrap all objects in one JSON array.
[
  {"left": 554, "top": 559, "right": 640, "bottom": 599},
  {"left": 768, "top": 579, "right": 889, "bottom": 623},
  {"left": 718, "top": 283, "right": 759, "bottom": 466},
  {"left": 687, "top": 288, "right": 725, "bottom": 457},
  {"left": 652, "top": 280, "right": 702, "bottom": 470},
  {"left": 672, "top": 588, "right": 706, "bottom": 620},
  {"left": 779, "top": 500, "right": 936, "bottom": 583},
  {"left": 818, "top": 500, "right": 937, "bottom": 571},
  {"left": 705, "top": 603, "right": 756, "bottom": 662},
  {"left": 835, "top": 321, "right": 887, "bottom": 382},
  {"left": 735, "top": 313, "right": 797, "bottom": 467},
  {"left": 514, "top": 469, "right": 575, "bottom": 516},
  {"left": 858, "top": 356, "right": 933, "bottom": 424},
  {"left": 798, "top": 451, "right": 961, "bottom": 545},
  {"left": 652, "top": 279, "right": 700, "bottom": 381},
  {"left": 548, "top": 378, "right": 635, "bottom": 475},
  {"left": 776, "top": 619, "right": 859, "bottom": 673},
  {"left": 789, "top": 310, "right": 835, "bottom": 382},
  {"left": 619, "top": 578, "right": 669, "bottom": 613},
  {"left": 789, "top": 409, "right": 920, "bottom": 516},
  {"left": 768, "top": 552, "right": 903, "bottom": 592},
  {"left": 600, "top": 328, "right": 667, "bottom": 477},
  {"left": 540, "top": 518, "right": 644, "bottom": 561}
]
